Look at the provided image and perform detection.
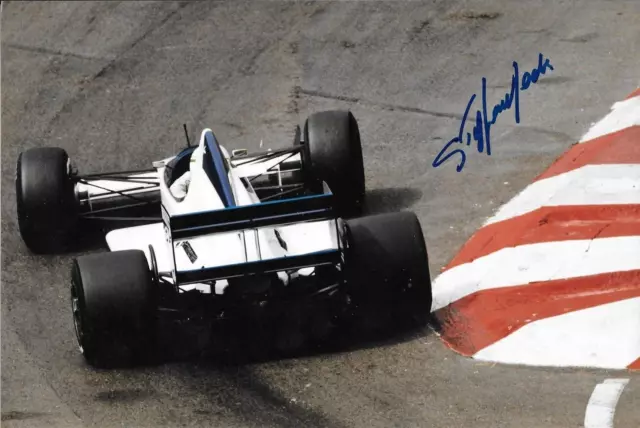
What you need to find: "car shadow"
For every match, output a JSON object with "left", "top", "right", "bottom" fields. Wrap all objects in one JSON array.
[
  {"left": 150, "top": 304, "right": 436, "bottom": 368},
  {"left": 362, "top": 187, "right": 423, "bottom": 216}
]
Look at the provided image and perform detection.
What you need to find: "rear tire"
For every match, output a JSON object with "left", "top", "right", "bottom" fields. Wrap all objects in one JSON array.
[
  {"left": 344, "top": 211, "right": 432, "bottom": 327},
  {"left": 16, "top": 147, "right": 77, "bottom": 253},
  {"left": 303, "top": 110, "right": 365, "bottom": 217},
  {"left": 70, "top": 250, "right": 156, "bottom": 368}
]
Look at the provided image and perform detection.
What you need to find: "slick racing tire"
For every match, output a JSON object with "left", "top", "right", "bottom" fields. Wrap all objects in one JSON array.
[
  {"left": 303, "top": 110, "right": 365, "bottom": 217},
  {"left": 344, "top": 211, "right": 433, "bottom": 327},
  {"left": 16, "top": 147, "right": 78, "bottom": 253},
  {"left": 71, "top": 250, "right": 156, "bottom": 368}
]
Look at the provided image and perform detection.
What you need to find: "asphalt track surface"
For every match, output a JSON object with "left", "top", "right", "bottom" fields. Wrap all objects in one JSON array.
[{"left": 2, "top": 1, "right": 639, "bottom": 427}]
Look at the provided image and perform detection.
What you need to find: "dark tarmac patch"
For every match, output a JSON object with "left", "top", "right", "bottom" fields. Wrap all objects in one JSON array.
[
  {"left": 533, "top": 75, "right": 573, "bottom": 86},
  {"left": 560, "top": 32, "right": 599, "bottom": 43},
  {"left": 1, "top": 410, "right": 48, "bottom": 421},
  {"left": 518, "top": 28, "right": 550, "bottom": 35},
  {"left": 287, "top": 85, "right": 301, "bottom": 114},
  {"left": 94, "top": 388, "right": 155, "bottom": 403},
  {"left": 408, "top": 19, "right": 431, "bottom": 42},
  {"left": 222, "top": 121, "right": 246, "bottom": 135},
  {"left": 448, "top": 11, "right": 502, "bottom": 21},
  {"left": 489, "top": 75, "right": 572, "bottom": 90},
  {"left": 340, "top": 40, "right": 356, "bottom": 49}
]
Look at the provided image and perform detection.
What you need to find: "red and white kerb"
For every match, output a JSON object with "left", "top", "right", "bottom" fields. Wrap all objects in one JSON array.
[{"left": 431, "top": 89, "right": 640, "bottom": 370}]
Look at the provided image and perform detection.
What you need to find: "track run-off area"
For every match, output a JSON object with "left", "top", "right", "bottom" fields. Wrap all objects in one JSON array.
[{"left": 433, "top": 90, "right": 640, "bottom": 370}]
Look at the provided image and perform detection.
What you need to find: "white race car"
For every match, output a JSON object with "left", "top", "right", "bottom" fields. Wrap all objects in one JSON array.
[{"left": 16, "top": 110, "right": 432, "bottom": 367}]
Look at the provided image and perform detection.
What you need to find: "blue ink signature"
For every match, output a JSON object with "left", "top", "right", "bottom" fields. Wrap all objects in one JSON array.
[{"left": 432, "top": 53, "right": 554, "bottom": 172}]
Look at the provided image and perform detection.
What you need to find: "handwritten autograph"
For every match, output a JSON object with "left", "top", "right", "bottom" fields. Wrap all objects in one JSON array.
[{"left": 432, "top": 53, "right": 554, "bottom": 172}]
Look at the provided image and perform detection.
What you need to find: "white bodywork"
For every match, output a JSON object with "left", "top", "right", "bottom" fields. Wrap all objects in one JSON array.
[{"left": 104, "top": 130, "right": 339, "bottom": 294}]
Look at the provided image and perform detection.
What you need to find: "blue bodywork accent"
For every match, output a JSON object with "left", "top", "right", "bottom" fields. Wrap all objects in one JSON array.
[
  {"left": 171, "top": 192, "right": 333, "bottom": 220},
  {"left": 203, "top": 130, "right": 236, "bottom": 208}
]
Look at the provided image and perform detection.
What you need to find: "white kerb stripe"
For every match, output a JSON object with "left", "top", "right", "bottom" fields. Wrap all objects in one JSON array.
[
  {"left": 584, "top": 378, "right": 630, "bottom": 428},
  {"left": 484, "top": 164, "right": 640, "bottom": 226},
  {"left": 431, "top": 236, "right": 640, "bottom": 311},
  {"left": 580, "top": 95, "right": 640, "bottom": 143},
  {"left": 474, "top": 298, "right": 640, "bottom": 369}
]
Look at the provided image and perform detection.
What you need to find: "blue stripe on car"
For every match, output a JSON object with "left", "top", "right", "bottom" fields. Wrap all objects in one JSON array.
[{"left": 203, "top": 130, "right": 236, "bottom": 208}]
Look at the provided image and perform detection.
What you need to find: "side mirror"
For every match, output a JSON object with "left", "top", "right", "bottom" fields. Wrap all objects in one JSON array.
[{"left": 232, "top": 149, "right": 248, "bottom": 158}]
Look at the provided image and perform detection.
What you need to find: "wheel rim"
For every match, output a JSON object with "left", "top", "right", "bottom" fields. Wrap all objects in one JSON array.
[{"left": 70, "top": 275, "right": 84, "bottom": 354}]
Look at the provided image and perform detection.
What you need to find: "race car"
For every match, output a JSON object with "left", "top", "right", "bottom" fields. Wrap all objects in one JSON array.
[{"left": 15, "top": 110, "right": 433, "bottom": 367}]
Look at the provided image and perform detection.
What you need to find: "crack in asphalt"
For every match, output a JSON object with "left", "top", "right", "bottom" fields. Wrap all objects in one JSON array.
[
  {"left": 92, "top": 1, "right": 191, "bottom": 80},
  {"left": 584, "top": 223, "right": 611, "bottom": 253},
  {"left": 2, "top": 42, "right": 116, "bottom": 61},
  {"left": 43, "top": 1, "right": 192, "bottom": 131},
  {"left": 299, "top": 88, "right": 464, "bottom": 120}
]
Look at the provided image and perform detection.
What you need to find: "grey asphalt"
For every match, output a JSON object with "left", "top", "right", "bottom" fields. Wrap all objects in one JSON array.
[{"left": 2, "top": 1, "right": 639, "bottom": 427}]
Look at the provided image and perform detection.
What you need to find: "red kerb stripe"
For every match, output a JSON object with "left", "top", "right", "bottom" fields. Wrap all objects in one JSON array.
[
  {"left": 626, "top": 88, "right": 640, "bottom": 100},
  {"left": 535, "top": 126, "right": 640, "bottom": 181},
  {"left": 446, "top": 204, "right": 640, "bottom": 271},
  {"left": 434, "top": 270, "right": 640, "bottom": 356}
]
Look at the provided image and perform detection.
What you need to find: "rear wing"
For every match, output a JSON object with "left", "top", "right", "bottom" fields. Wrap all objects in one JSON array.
[
  {"left": 162, "top": 190, "right": 341, "bottom": 285},
  {"left": 167, "top": 193, "right": 334, "bottom": 240}
]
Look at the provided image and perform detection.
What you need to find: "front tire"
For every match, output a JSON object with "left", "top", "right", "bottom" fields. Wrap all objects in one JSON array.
[
  {"left": 344, "top": 211, "right": 432, "bottom": 327},
  {"left": 16, "top": 147, "right": 77, "bottom": 253},
  {"left": 71, "top": 250, "right": 156, "bottom": 368}
]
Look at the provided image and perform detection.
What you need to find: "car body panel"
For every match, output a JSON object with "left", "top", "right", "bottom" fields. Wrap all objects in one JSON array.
[{"left": 105, "top": 129, "right": 339, "bottom": 293}]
